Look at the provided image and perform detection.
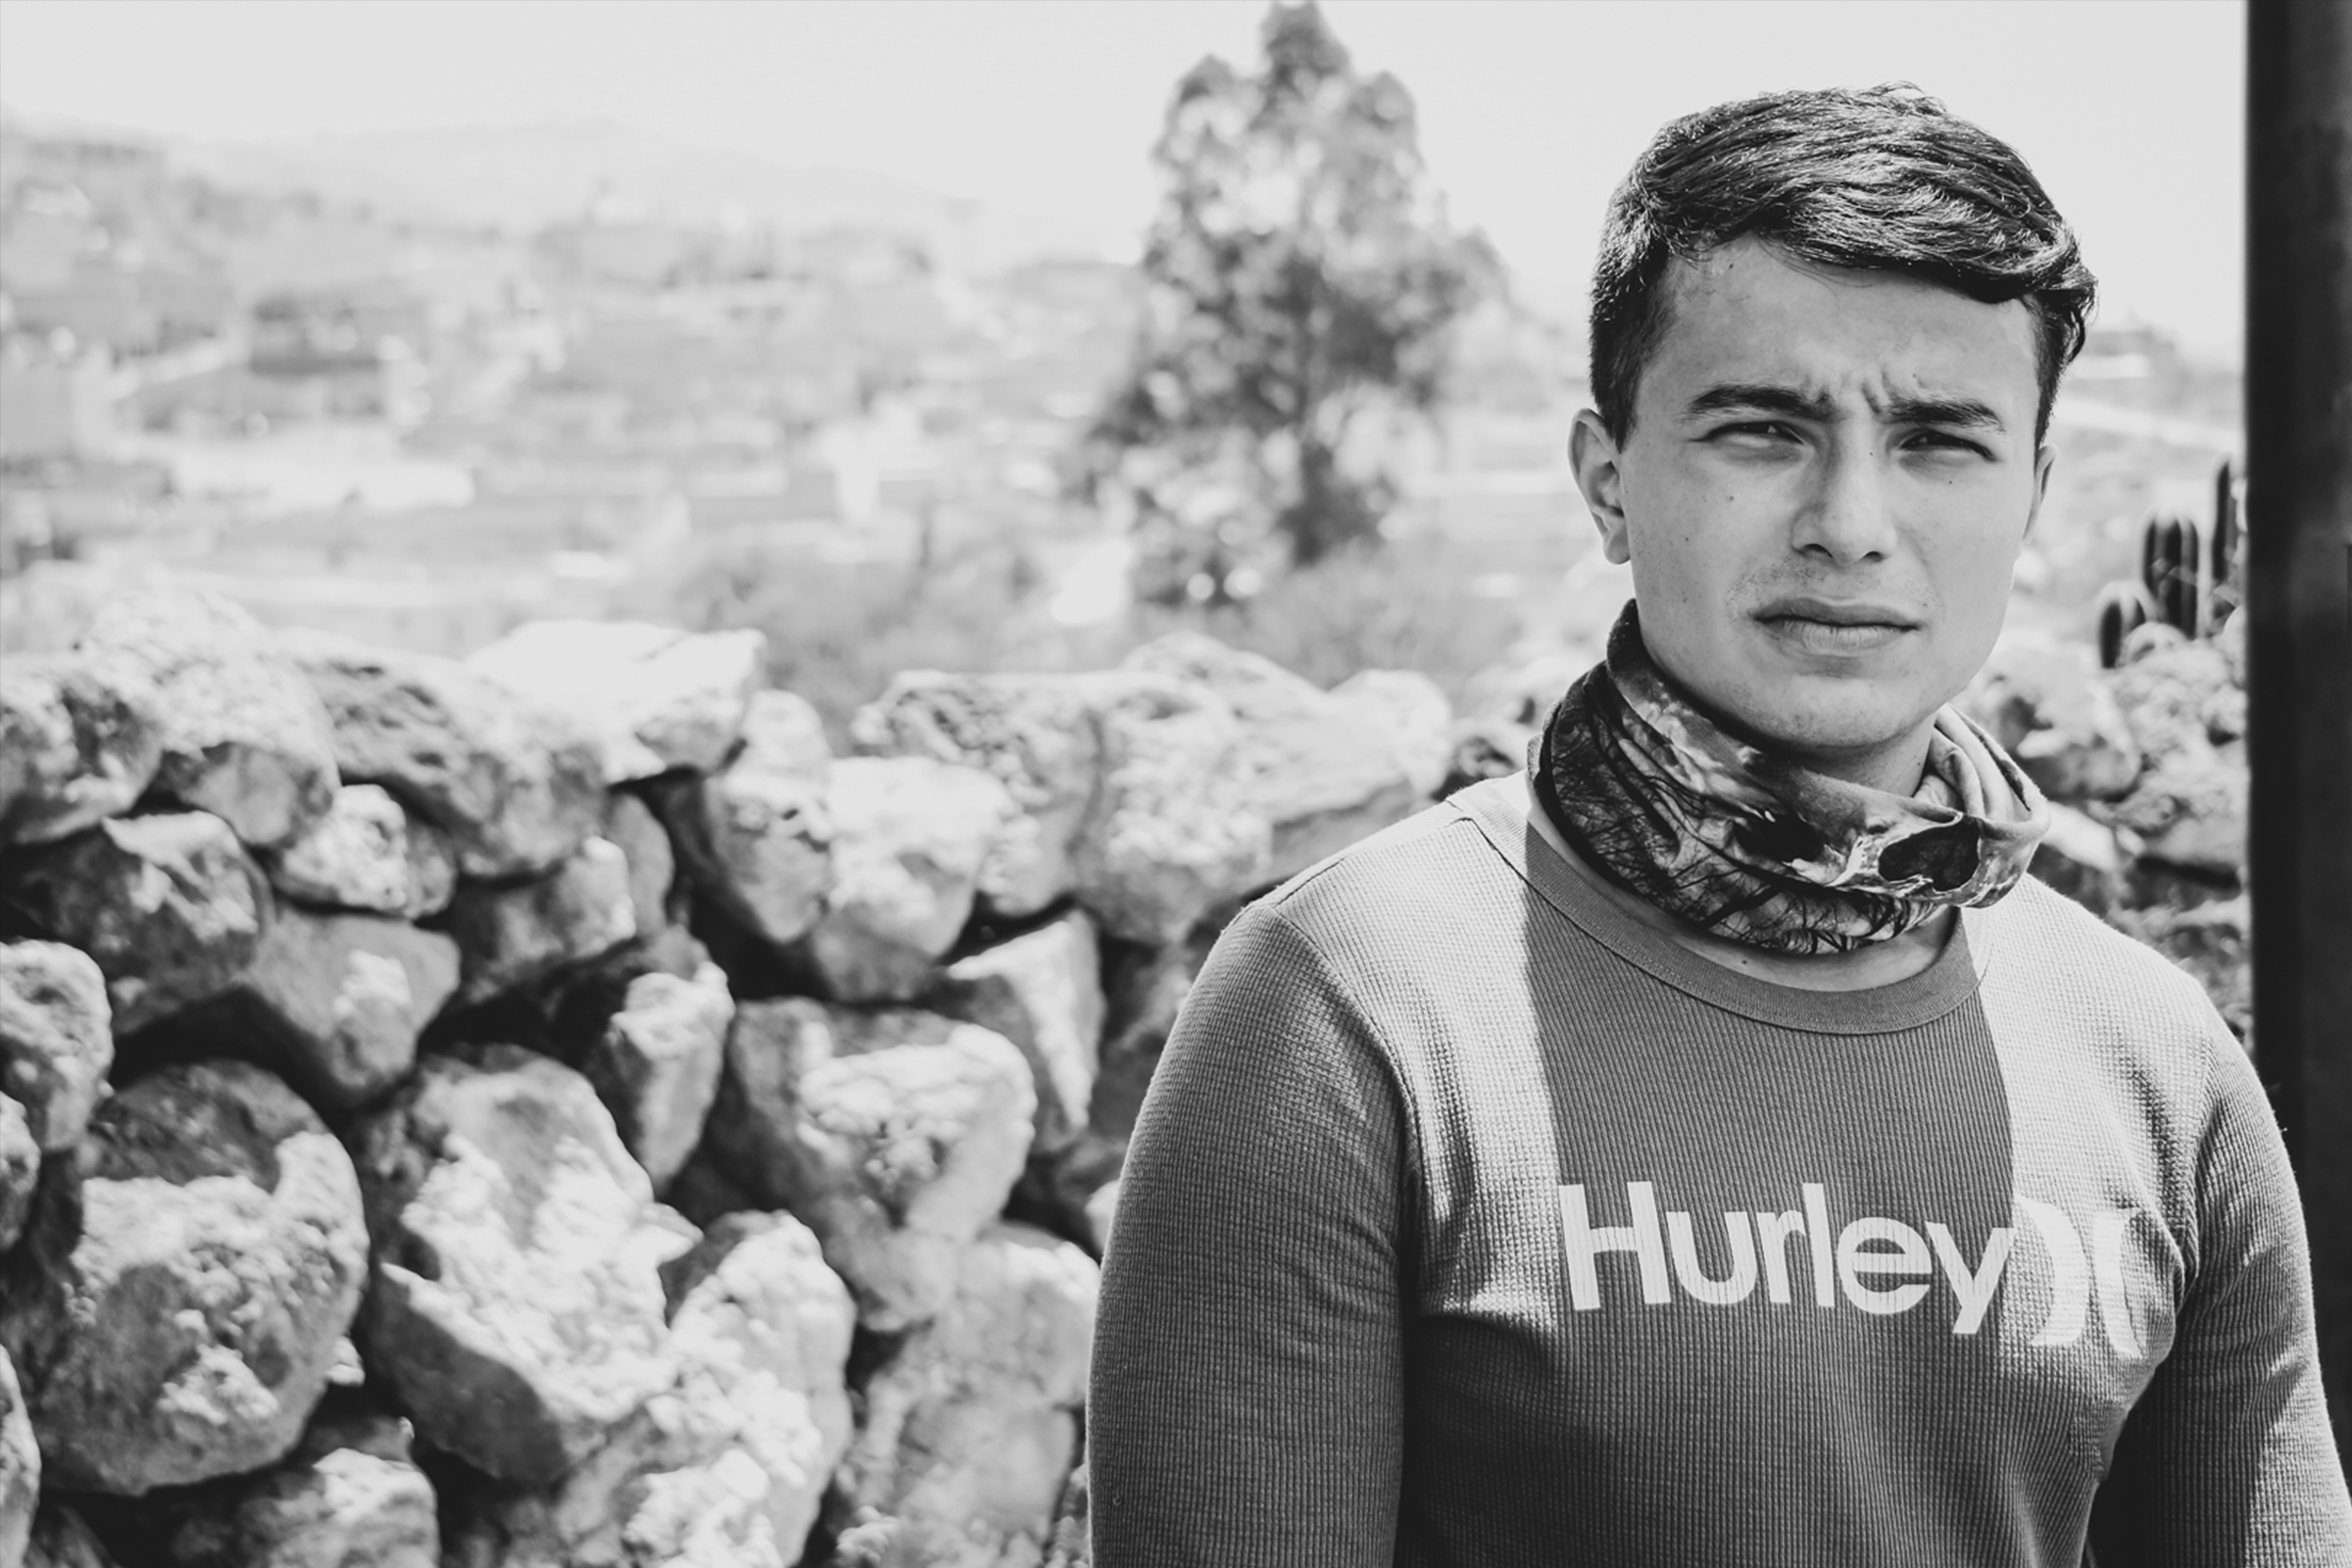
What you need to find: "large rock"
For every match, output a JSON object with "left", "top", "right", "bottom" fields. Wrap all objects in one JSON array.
[
  {"left": 2110, "top": 634, "right": 2241, "bottom": 757},
  {"left": 346, "top": 1047, "right": 689, "bottom": 1485},
  {"left": 443, "top": 836, "right": 637, "bottom": 1007},
  {"left": 76, "top": 591, "right": 339, "bottom": 850},
  {"left": 794, "top": 758, "right": 1016, "bottom": 1004},
  {"left": 1073, "top": 674, "right": 1270, "bottom": 944},
  {"left": 1331, "top": 667, "right": 1454, "bottom": 799},
  {"left": 2028, "top": 802, "right": 2127, "bottom": 915},
  {"left": 1, "top": 1346, "right": 32, "bottom": 1568},
  {"left": 582, "top": 962, "right": 734, "bottom": 1192},
  {"left": 603, "top": 790, "right": 677, "bottom": 940},
  {"left": 853, "top": 675, "right": 1103, "bottom": 921},
  {"left": 0, "top": 1060, "right": 368, "bottom": 1494},
  {"left": 704, "top": 1000, "right": 1035, "bottom": 1331},
  {"left": 160, "top": 1396, "right": 439, "bottom": 1568},
  {"left": 266, "top": 784, "right": 457, "bottom": 920},
  {"left": 0, "top": 812, "right": 269, "bottom": 1035},
  {"left": 283, "top": 631, "right": 605, "bottom": 879},
  {"left": 0, "top": 1096, "right": 34, "bottom": 1253},
  {"left": 830, "top": 1224, "right": 1098, "bottom": 1568},
  {"left": 1461, "top": 646, "right": 1598, "bottom": 727},
  {"left": 200, "top": 906, "right": 462, "bottom": 1112},
  {"left": 1442, "top": 714, "right": 1535, "bottom": 798},
  {"left": 654, "top": 691, "right": 833, "bottom": 948},
  {"left": 2097, "top": 634, "right": 2247, "bottom": 878},
  {"left": 854, "top": 669, "right": 1273, "bottom": 936},
  {"left": 24, "top": 1502, "right": 115, "bottom": 1568},
  {"left": 2111, "top": 743, "right": 2248, "bottom": 878},
  {"left": 1012, "top": 930, "right": 1207, "bottom": 1255},
  {"left": 1965, "top": 631, "right": 2143, "bottom": 804},
  {"left": 450, "top": 1211, "right": 855, "bottom": 1568},
  {"left": 468, "top": 621, "right": 767, "bottom": 784},
  {"left": 0, "top": 650, "right": 163, "bottom": 849},
  {"left": 927, "top": 909, "right": 1103, "bottom": 1155},
  {"left": 0, "top": 941, "right": 113, "bottom": 1152},
  {"left": 1123, "top": 634, "right": 1431, "bottom": 884}
]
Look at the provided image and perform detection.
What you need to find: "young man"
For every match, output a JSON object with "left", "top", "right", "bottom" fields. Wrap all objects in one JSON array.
[{"left": 1089, "top": 85, "right": 2351, "bottom": 1564}]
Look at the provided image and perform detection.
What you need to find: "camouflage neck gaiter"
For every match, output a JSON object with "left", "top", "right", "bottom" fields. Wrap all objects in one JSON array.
[{"left": 1531, "top": 604, "right": 2050, "bottom": 956}]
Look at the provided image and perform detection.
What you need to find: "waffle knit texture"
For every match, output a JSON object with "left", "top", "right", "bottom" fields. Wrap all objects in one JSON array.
[{"left": 1090, "top": 776, "right": 2351, "bottom": 1567}]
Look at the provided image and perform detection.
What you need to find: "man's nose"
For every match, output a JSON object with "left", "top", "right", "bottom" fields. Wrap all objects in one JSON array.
[{"left": 1789, "top": 441, "right": 1898, "bottom": 565}]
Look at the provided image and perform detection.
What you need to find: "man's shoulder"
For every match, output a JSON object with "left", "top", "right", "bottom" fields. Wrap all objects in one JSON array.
[
  {"left": 1249, "top": 794, "right": 1506, "bottom": 937},
  {"left": 1979, "top": 873, "right": 2240, "bottom": 1059},
  {"left": 1194, "top": 795, "right": 1529, "bottom": 1004}
]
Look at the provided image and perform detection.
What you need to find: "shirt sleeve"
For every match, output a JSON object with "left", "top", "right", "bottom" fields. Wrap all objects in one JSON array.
[
  {"left": 1088, "top": 902, "right": 1414, "bottom": 1568},
  {"left": 2088, "top": 1033, "right": 2352, "bottom": 1565}
]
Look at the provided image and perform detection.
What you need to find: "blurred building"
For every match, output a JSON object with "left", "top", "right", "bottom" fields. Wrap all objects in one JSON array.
[{"left": 0, "top": 334, "right": 115, "bottom": 460}]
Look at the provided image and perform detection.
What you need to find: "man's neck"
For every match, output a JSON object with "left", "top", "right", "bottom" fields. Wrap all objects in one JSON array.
[{"left": 1515, "top": 773, "right": 1954, "bottom": 993}]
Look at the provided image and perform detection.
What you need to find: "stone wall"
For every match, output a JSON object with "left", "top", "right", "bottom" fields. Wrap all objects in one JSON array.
[{"left": 0, "top": 591, "right": 1452, "bottom": 1568}]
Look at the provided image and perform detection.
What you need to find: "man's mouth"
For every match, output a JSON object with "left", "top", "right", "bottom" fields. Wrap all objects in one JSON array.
[{"left": 1753, "top": 597, "right": 1920, "bottom": 654}]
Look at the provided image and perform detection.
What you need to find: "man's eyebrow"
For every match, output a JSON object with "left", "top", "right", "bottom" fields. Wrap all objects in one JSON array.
[
  {"left": 1881, "top": 394, "right": 2007, "bottom": 431},
  {"left": 1682, "top": 383, "right": 1839, "bottom": 422}
]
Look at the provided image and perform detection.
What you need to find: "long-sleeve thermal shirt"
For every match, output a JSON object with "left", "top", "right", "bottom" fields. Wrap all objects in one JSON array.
[{"left": 1090, "top": 775, "right": 2351, "bottom": 1566}]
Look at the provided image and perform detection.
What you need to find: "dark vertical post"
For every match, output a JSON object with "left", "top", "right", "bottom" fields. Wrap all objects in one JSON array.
[{"left": 2247, "top": 0, "right": 2352, "bottom": 1442}]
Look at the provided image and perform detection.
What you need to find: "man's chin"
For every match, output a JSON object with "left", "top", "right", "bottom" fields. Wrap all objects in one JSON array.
[{"left": 1712, "top": 685, "right": 1936, "bottom": 773}]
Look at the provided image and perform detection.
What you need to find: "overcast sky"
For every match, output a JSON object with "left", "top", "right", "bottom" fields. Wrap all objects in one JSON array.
[{"left": 0, "top": 0, "right": 2246, "bottom": 357}]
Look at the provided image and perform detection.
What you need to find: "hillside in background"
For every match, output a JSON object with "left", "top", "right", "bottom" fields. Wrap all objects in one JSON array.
[{"left": 168, "top": 118, "right": 1121, "bottom": 274}]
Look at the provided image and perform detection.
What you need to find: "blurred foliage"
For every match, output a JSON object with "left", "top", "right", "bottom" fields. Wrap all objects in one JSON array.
[
  {"left": 633, "top": 528, "right": 1520, "bottom": 744},
  {"left": 1128, "top": 536, "right": 1520, "bottom": 694},
  {"left": 625, "top": 535, "right": 1049, "bottom": 748},
  {"left": 1082, "top": 0, "right": 1496, "bottom": 605}
]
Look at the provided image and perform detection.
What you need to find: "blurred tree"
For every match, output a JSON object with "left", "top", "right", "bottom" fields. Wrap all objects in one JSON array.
[{"left": 1084, "top": 0, "right": 1496, "bottom": 606}]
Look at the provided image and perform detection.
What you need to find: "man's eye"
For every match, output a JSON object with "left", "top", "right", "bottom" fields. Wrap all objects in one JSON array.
[
  {"left": 1718, "top": 421, "right": 1796, "bottom": 442},
  {"left": 1905, "top": 430, "right": 1987, "bottom": 457}
]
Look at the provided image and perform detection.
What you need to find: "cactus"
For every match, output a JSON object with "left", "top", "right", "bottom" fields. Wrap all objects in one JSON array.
[
  {"left": 2097, "top": 579, "right": 2153, "bottom": 670},
  {"left": 2097, "top": 459, "right": 2240, "bottom": 667}
]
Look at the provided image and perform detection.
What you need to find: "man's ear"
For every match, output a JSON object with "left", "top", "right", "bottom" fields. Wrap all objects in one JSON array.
[
  {"left": 1570, "top": 410, "right": 1633, "bottom": 565},
  {"left": 2024, "top": 442, "right": 2057, "bottom": 542}
]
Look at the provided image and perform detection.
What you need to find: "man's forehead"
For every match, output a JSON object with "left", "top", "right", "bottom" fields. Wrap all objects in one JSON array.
[{"left": 1645, "top": 239, "right": 2040, "bottom": 409}]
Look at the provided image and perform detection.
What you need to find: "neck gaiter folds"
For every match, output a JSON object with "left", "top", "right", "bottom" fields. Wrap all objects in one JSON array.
[{"left": 1530, "top": 603, "right": 2049, "bottom": 956}]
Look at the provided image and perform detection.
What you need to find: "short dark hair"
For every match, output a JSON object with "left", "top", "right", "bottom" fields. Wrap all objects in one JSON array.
[{"left": 1590, "top": 84, "right": 2097, "bottom": 445}]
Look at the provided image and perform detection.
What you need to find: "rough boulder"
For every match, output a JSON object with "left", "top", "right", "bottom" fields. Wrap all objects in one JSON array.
[
  {"left": 927, "top": 908, "right": 1103, "bottom": 1157},
  {"left": 468, "top": 620, "right": 766, "bottom": 785},
  {"left": 157, "top": 1396, "right": 439, "bottom": 1568},
  {"left": 703, "top": 1000, "right": 1035, "bottom": 1331},
  {"left": 1124, "top": 633, "right": 1442, "bottom": 882},
  {"left": 77, "top": 591, "right": 339, "bottom": 851},
  {"left": 265, "top": 784, "right": 457, "bottom": 921},
  {"left": 0, "top": 650, "right": 163, "bottom": 850},
  {"left": 830, "top": 1224, "right": 1099, "bottom": 1568},
  {"left": 655, "top": 691, "right": 834, "bottom": 948},
  {"left": 582, "top": 961, "right": 734, "bottom": 1193},
  {"left": 283, "top": 631, "right": 605, "bottom": 880},
  {"left": 196, "top": 904, "right": 461, "bottom": 1111},
  {"left": 442, "top": 836, "right": 638, "bottom": 1007},
  {"left": 855, "top": 670, "right": 1273, "bottom": 943},
  {"left": 0, "top": 1060, "right": 368, "bottom": 1494},
  {"left": 0, "top": 813, "right": 269, "bottom": 1035},
  {"left": 0, "top": 942, "right": 113, "bottom": 1152},
  {"left": 794, "top": 758, "right": 1015, "bottom": 1004},
  {"left": 450, "top": 1211, "right": 855, "bottom": 1568},
  {"left": 346, "top": 1047, "right": 690, "bottom": 1486}
]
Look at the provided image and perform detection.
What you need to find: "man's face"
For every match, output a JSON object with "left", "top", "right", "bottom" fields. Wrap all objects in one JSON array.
[{"left": 1570, "top": 236, "right": 2052, "bottom": 791}]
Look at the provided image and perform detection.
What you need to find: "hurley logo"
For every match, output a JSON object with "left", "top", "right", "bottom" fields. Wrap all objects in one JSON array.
[{"left": 1558, "top": 1181, "right": 2146, "bottom": 1357}]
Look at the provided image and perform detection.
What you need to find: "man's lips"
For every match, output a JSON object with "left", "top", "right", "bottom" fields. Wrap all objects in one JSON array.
[
  {"left": 1752, "top": 598, "right": 1921, "bottom": 655},
  {"left": 1753, "top": 596, "right": 1921, "bottom": 629}
]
